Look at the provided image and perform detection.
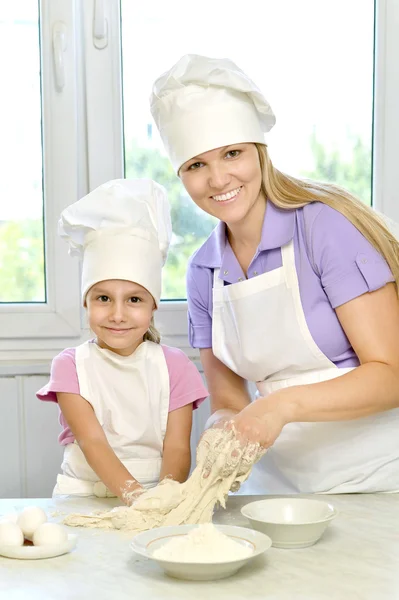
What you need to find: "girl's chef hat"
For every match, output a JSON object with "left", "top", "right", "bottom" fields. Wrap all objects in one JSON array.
[
  {"left": 150, "top": 54, "right": 276, "bottom": 173},
  {"left": 58, "top": 178, "right": 172, "bottom": 307}
]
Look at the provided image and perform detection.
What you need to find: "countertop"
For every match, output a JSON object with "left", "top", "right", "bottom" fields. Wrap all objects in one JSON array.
[{"left": 0, "top": 494, "right": 398, "bottom": 600}]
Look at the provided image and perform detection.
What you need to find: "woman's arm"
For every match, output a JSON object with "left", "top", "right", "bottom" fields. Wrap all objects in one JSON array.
[
  {"left": 233, "top": 283, "right": 399, "bottom": 446},
  {"left": 200, "top": 348, "right": 252, "bottom": 428},
  {"left": 160, "top": 404, "right": 193, "bottom": 482},
  {"left": 57, "top": 392, "right": 142, "bottom": 502}
]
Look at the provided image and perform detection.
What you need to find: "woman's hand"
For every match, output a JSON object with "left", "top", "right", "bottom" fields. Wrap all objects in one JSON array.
[{"left": 231, "top": 395, "right": 291, "bottom": 448}]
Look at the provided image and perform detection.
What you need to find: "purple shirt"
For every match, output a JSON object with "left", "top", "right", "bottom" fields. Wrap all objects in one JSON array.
[{"left": 186, "top": 201, "right": 394, "bottom": 369}]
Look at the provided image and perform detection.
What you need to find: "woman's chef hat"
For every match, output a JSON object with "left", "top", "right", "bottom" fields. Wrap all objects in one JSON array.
[
  {"left": 150, "top": 54, "right": 276, "bottom": 173},
  {"left": 58, "top": 178, "right": 172, "bottom": 307}
]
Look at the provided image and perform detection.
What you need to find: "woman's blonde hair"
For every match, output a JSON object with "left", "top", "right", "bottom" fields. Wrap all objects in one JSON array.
[
  {"left": 144, "top": 316, "right": 161, "bottom": 344},
  {"left": 256, "top": 143, "right": 399, "bottom": 294}
]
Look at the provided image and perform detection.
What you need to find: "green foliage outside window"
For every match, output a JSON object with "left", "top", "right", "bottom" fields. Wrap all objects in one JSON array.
[
  {"left": 0, "top": 219, "right": 45, "bottom": 302},
  {"left": 125, "top": 135, "right": 372, "bottom": 298},
  {"left": 305, "top": 132, "right": 372, "bottom": 205},
  {"left": 0, "top": 135, "right": 372, "bottom": 303}
]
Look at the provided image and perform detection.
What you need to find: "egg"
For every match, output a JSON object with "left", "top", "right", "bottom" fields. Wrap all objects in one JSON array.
[
  {"left": 32, "top": 523, "right": 68, "bottom": 546},
  {"left": 0, "top": 522, "right": 24, "bottom": 546},
  {"left": 17, "top": 506, "right": 47, "bottom": 538}
]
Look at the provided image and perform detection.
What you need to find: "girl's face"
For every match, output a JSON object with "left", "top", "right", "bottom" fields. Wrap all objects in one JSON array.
[
  {"left": 86, "top": 280, "right": 155, "bottom": 356},
  {"left": 179, "top": 143, "right": 264, "bottom": 226}
]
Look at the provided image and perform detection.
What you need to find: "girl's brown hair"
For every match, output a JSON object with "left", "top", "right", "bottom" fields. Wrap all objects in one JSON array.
[{"left": 144, "top": 316, "right": 161, "bottom": 344}]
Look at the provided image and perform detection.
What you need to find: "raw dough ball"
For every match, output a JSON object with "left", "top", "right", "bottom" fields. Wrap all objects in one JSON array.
[
  {"left": 0, "top": 522, "right": 24, "bottom": 546},
  {"left": 93, "top": 481, "right": 108, "bottom": 498},
  {"left": 17, "top": 506, "right": 47, "bottom": 538},
  {"left": 33, "top": 523, "right": 68, "bottom": 546}
]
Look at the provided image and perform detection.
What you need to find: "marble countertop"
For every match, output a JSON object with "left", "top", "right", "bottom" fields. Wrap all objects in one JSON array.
[{"left": 0, "top": 494, "right": 398, "bottom": 600}]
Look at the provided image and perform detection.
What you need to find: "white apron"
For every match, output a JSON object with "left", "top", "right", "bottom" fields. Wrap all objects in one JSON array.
[
  {"left": 212, "top": 239, "right": 399, "bottom": 494},
  {"left": 53, "top": 340, "right": 170, "bottom": 497}
]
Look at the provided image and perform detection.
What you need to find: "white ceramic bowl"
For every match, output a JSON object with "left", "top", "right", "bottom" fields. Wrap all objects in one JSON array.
[
  {"left": 130, "top": 524, "right": 272, "bottom": 581},
  {"left": 241, "top": 498, "right": 337, "bottom": 549}
]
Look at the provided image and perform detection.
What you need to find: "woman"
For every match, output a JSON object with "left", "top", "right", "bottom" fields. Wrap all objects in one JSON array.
[{"left": 150, "top": 54, "right": 399, "bottom": 494}]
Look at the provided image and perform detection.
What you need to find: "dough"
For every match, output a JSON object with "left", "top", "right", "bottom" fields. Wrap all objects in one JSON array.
[{"left": 63, "top": 427, "right": 265, "bottom": 533}]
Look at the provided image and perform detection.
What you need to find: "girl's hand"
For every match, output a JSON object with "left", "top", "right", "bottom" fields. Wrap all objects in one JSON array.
[
  {"left": 231, "top": 396, "right": 291, "bottom": 449},
  {"left": 121, "top": 480, "right": 145, "bottom": 506}
]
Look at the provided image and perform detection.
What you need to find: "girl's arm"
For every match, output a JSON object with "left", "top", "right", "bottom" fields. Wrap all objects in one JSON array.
[
  {"left": 233, "top": 283, "right": 399, "bottom": 446},
  {"left": 200, "top": 348, "right": 252, "bottom": 428},
  {"left": 160, "top": 403, "right": 193, "bottom": 482},
  {"left": 57, "top": 392, "right": 143, "bottom": 502}
]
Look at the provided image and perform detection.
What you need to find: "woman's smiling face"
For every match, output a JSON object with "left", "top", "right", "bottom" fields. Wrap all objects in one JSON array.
[{"left": 179, "top": 143, "right": 264, "bottom": 226}]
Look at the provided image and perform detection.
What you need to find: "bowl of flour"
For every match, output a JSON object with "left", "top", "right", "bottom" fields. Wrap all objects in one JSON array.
[{"left": 130, "top": 523, "right": 272, "bottom": 580}]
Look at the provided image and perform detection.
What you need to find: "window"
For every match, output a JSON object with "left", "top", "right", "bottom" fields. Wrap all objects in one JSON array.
[
  {"left": 0, "top": 2, "right": 45, "bottom": 303},
  {"left": 1, "top": 0, "right": 398, "bottom": 361},
  {"left": 120, "top": 0, "right": 375, "bottom": 300},
  {"left": 0, "top": 0, "right": 81, "bottom": 354}
]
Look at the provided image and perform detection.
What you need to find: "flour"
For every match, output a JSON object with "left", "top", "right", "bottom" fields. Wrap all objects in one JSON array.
[
  {"left": 152, "top": 523, "right": 253, "bottom": 562},
  {"left": 63, "top": 426, "right": 265, "bottom": 533}
]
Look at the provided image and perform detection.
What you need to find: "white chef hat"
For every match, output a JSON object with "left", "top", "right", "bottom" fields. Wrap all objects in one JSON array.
[
  {"left": 58, "top": 179, "right": 172, "bottom": 307},
  {"left": 150, "top": 54, "right": 276, "bottom": 173}
]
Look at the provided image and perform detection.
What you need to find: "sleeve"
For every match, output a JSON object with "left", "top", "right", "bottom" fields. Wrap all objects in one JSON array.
[
  {"left": 36, "top": 348, "right": 80, "bottom": 402},
  {"left": 308, "top": 204, "right": 395, "bottom": 309},
  {"left": 162, "top": 346, "right": 209, "bottom": 412},
  {"left": 186, "top": 259, "right": 213, "bottom": 349}
]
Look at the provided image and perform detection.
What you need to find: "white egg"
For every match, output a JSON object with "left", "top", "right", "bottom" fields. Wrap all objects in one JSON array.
[
  {"left": 0, "top": 522, "right": 24, "bottom": 546},
  {"left": 17, "top": 506, "right": 47, "bottom": 538},
  {"left": 32, "top": 523, "right": 68, "bottom": 546}
]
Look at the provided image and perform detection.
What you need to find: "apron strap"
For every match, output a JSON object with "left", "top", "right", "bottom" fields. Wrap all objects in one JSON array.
[
  {"left": 281, "top": 240, "right": 297, "bottom": 289},
  {"left": 281, "top": 239, "right": 336, "bottom": 367},
  {"left": 213, "top": 268, "right": 225, "bottom": 290},
  {"left": 150, "top": 343, "right": 170, "bottom": 439}
]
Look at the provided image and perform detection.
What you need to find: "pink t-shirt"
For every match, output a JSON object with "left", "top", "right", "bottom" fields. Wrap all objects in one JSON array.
[{"left": 36, "top": 344, "right": 208, "bottom": 445}]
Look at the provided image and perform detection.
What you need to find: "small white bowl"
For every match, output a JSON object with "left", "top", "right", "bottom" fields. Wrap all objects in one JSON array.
[
  {"left": 241, "top": 498, "right": 337, "bottom": 549},
  {"left": 130, "top": 524, "right": 272, "bottom": 580}
]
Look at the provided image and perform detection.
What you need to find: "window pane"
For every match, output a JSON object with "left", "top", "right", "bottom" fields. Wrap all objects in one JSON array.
[
  {"left": 0, "top": 1, "right": 45, "bottom": 303},
  {"left": 121, "top": 0, "right": 374, "bottom": 300}
]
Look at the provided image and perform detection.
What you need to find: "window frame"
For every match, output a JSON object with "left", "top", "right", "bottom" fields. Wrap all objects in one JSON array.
[{"left": 373, "top": 0, "right": 399, "bottom": 222}]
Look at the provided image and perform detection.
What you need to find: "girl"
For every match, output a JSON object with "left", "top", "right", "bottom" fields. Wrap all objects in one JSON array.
[
  {"left": 149, "top": 54, "right": 399, "bottom": 494},
  {"left": 37, "top": 178, "right": 208, "bottom": 503}
]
